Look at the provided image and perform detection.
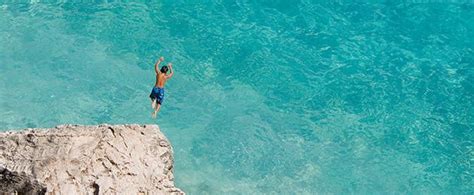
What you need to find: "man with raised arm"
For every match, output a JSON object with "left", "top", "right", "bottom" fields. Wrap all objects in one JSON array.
[{"left": 149, "top": 56, "right": 174, "bottom": 118}]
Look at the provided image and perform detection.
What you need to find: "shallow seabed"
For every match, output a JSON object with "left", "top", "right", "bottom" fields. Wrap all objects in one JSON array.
[{"left": 0, "top": 1, "right": 473, "bottom": 194}]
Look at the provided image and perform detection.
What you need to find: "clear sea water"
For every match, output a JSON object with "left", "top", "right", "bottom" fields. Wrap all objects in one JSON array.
[{"left": 0, "top": 1, "right": 473, "bottom": 194}]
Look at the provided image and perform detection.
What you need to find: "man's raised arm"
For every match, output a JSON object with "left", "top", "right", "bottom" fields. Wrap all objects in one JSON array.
[
  {"left": 155, "top": 56, "right": 164, "bottom": 74},
  {"left": 166, "top": 63, "right": 174, "bottom": 79}
]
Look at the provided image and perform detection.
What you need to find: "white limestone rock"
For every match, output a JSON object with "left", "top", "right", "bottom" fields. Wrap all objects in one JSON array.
[{"left": 0, "top": 124, "right": 184, "bottom": 194}]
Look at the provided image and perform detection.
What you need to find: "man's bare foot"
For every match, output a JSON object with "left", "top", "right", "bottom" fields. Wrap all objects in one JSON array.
[{"left": 152, "top": 111, "right": 157, "bottom": 118}]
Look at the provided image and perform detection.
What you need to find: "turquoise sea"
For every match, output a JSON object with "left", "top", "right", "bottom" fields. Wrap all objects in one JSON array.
[{"left": 0, "top": 1, "right": 473, "bottom": 194}]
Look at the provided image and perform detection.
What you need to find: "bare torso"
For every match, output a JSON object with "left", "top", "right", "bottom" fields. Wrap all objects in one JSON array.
[{"left": 155, "top": 72, "right": 167, "bottom": 88}]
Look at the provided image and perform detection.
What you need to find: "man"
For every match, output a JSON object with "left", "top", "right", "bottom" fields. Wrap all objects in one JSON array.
[{"left": 150, "top": 56, "right": 173, "bottom": 118}]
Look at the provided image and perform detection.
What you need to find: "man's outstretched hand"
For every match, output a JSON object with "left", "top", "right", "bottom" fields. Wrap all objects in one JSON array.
[
  {"left": 166, "top": 62, "right": 174, "bottom": 78},
  {"left": 159, "top": 56, "right": 164, "bottom": 62}
]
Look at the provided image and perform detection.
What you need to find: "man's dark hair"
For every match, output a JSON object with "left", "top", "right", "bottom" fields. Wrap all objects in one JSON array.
[{"left": 160, "top": 66, "right": 169, "bottom": 73}]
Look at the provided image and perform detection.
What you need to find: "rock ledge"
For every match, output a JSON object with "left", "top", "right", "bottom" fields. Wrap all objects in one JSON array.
[{"left": 0, "top": 124, "right": 184, "bottom": 194}]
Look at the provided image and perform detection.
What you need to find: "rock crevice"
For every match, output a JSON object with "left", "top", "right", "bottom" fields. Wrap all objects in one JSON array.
[{"left": 0, "top": 124, "right": 184, "bottom": 194}]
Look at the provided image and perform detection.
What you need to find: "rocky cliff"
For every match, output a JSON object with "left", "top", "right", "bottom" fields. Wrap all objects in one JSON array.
[{"left": 0, "top": 124, "right": 184, "bottom": 194}]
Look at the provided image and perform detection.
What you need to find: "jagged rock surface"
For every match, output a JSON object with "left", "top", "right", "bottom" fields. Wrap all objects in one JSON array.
[{"left": 0, "top": 124, "right": 184, "bottom": 194}]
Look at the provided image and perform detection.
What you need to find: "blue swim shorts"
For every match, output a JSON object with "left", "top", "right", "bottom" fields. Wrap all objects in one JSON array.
[{"left": 149, "top": 87, "right": 165, "bottom": 104}]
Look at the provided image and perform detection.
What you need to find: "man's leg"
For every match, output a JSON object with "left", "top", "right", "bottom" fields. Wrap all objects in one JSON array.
[
  {"left": 151, "top": 99, "right": 156, "bottom": 109},
  {"left": 151, "top": 99, "right": 157, "bottom": 117},
  {"left": 153, "top": 103, "right": 161, "bottom": 118}
]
